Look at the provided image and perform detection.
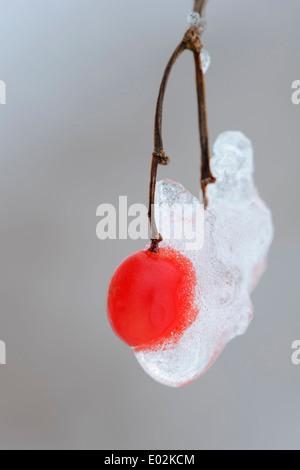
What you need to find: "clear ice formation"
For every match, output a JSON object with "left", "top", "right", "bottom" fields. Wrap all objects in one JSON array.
[
  {"left": 200, "top": 49, "right": 210, "bottom": 74},
  {"left": 187, "top": 12, "right": 202, "bottom": 28},
  {"left": 134, "top": 131, "right": 274, "bottom": 387}
]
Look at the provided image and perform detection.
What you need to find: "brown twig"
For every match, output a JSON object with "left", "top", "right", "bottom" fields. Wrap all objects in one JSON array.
[
  {"left": 194, "top": 0, "right": 209, "bottom": 17},
  {"left": 148, "top": 1, "right": 215, "bottom": 252},
  {"left": 148, "top": 42, "right": 186, "bottom": 252},
  {"left": 154, "top": 42, "right": 186, "bottom": 155},
  {"left": 194, "top": 50, "right": 216, "bottom": 206}
]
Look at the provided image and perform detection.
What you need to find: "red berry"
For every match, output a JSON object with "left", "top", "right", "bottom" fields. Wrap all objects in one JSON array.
[{"left": 107, "top": 248, "right": 197, "bottom": 349}]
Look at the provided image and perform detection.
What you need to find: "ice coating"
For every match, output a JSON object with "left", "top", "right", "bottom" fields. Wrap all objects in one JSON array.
[
  {"left": 134, "top": 131, "right": 274, "bottom": 387},
  {"left": 200, "top": 49, "right": 211, "bottom": 74},
  {"left": 187, "top": 12, "right": 202, "bottom": 28}
]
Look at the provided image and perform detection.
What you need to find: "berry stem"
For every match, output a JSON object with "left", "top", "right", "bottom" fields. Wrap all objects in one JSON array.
[
  {"left": 154, "top": 42, "right": 186, "bottom": 156},
  {"left": 149, "top": 41, "right": 186, "bottom": 252},
  {"left": 148, "top": 0, "right": 215, "bottom": 252},
  {"left": 194, "top": 49, "right": 216, "bottom": 207},
  {"left": 194, "top": 0, "right": 209, "bottom": 17}
]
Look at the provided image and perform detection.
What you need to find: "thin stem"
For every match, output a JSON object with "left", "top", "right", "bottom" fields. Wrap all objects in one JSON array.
[
  {"left": 148, "top": 0, "right": 215, "bottom": 252},
  {"left": 194, "top": 0, "right": 208, "bottom": 17},
  {"left": 148, "top": 156, "right": 161, "bottom": 252},
  {"left": 194, "top": 50, "right": 216, "bottom": 206},
  {"left": 154, "top": 42, "right": 186, "bottom": 155},
  {"left": 148, "top": 42, "right": 186, "bottom": 252}
]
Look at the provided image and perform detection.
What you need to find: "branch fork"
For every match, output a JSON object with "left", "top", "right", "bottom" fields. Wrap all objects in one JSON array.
[
  {"left": 183, "top": 28, "right": 202, "bottom": 53},
  {"left": 148, "top": 0, "right": 215, "bottom": 252}
]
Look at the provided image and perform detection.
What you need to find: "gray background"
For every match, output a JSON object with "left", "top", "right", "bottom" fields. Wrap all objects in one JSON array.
[{"left": 0, "top": 0, "right": 299, "bottom": 450}]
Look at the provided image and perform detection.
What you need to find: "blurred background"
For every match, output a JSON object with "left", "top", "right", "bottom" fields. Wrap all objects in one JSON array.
[{"left": 0, "top": 0, "right": 299, "bottom": 450}]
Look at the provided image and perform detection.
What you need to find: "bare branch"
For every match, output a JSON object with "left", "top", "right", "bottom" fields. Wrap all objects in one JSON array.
[
  {"left": 194, "top": 0, "right": 209, "bottom": 18},
  {"left": 194, "top": 50, "right": 216, "bottom": 207},
  {"left": 148, "top": 0, "right": 215, "bottom": 251},
  {"left": 148, "top": 41, "right": 186, "bottom": 251},
  {"left": 154, "top": 42, "right": 186, "bottom": 155}
]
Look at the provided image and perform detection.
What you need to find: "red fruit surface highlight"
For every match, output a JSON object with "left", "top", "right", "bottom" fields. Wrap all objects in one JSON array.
[{"left": 107, "top": 248, "right": 197, "bottom": 349}]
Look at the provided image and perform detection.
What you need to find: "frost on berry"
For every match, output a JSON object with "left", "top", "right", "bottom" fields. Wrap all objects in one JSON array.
[{"left": 133, "top": 131, "right": 274, "bottom": 387}]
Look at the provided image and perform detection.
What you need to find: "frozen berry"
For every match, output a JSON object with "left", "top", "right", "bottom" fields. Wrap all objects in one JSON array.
[{"left": 107, "top": 248, "right": 197, "bottom": 349}]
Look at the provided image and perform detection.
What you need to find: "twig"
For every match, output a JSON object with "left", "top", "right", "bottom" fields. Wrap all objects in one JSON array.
[
  {"left": 154, "top": 42, "right": 186, "bottom": 155},
  {"left": 194, "top": 50, "right": 216, "bottom": 206},
  {"left": 194, "top": 0, "right": 209, "bottom": 17},
  {"left": 148, "top": 1, "right": 215, "bottom": 252},
  {"left": 149, "top": 42, "right": 186, "bottom": 251}
]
